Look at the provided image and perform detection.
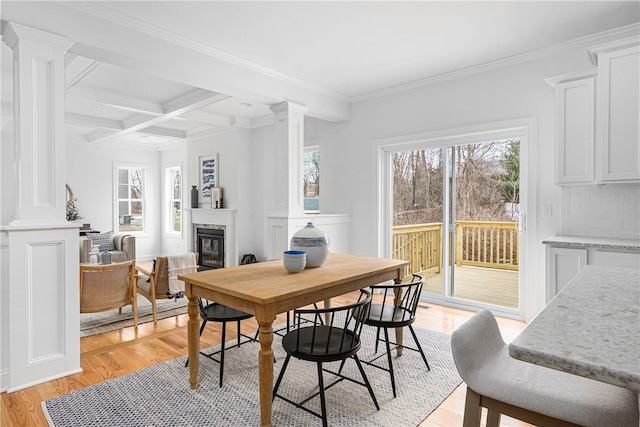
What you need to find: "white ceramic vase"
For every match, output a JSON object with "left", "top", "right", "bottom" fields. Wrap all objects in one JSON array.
[{"left": 290, "top": 222, "right": 329, "bottom": 267}]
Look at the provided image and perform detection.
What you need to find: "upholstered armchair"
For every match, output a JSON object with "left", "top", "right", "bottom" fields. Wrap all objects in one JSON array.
[{"left": 79, "top": 232, "right": 136, "bottom": 263}]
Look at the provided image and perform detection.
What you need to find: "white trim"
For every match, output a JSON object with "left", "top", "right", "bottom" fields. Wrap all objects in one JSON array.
[{"left": 373, "top": 118, "right": 538, "bottom": 321}]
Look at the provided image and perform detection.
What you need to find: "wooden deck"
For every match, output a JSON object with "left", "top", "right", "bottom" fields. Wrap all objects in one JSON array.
[{"left": 419, "top": 265, "right": 519, "bottom": 309}]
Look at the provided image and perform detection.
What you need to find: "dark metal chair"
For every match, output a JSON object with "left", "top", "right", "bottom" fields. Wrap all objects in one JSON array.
[
  {"left": 185, "top": 298, "right": 256, "bottom": 388},
  {"left": 273, "top": 289, "right": 379, "bottom": 427},
  {"left": 362, "top": 274, "right": 430, "bottom": 397}
]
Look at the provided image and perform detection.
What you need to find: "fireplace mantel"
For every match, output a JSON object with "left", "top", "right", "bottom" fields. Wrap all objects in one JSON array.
[
  {"left": 189, "top": 208, "right": 236, "bottom": 226},
  {"left": 185, "top": 208, "right": 237, "bottom": 267}
]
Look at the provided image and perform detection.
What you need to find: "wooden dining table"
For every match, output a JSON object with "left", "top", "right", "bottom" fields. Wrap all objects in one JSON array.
[{"left": 178, "top": 252, "right": 409, "bottom": 427}]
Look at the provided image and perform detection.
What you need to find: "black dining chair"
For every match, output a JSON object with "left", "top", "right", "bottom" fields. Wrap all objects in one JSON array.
[
  {"left": 185, "top": 298, "right": 257, "bottom": 387},
  {"left": 272, "top": 289, "right": 379, "bottom": 427},
  {"left": 362, "top": 274, "right": 429, "bottom": 397}
]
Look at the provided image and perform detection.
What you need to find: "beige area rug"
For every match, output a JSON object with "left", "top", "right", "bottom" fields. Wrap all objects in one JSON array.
[
  {"left": 80, "top": 295, "right": 188, "bottom": 337},
  {"left": 44, "top": 325, "right": 461, "bottom": 426}
]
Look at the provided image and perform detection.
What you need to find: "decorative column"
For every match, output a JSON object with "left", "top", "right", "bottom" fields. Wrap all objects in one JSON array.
[
  {"left": 265, "top": 102, "right": 307, "bottom": 259},
  {"left": 269, "top": 101, "right": 307, "bottom": 216},
  {"left": 1, "top": 23, "right": 81, "bottom": 392}
]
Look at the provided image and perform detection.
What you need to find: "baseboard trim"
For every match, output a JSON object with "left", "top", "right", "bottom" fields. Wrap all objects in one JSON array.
[{"left": 5, "top": 368, "right": 83, "bottom": 393}]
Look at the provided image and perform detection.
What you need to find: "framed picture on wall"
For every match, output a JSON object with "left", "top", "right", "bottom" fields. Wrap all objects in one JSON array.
[
  {"left": 199, "top": 154, "right": 218, "bottom": 203},
  {"left": 210, "top": 187, "right": 223, "bottom": 209}
]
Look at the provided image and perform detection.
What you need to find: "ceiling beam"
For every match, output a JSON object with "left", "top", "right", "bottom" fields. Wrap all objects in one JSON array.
[
  {"left": 65, "top": 54, "right": 101, "bottom": 90},
  {"left": 67, "top": 87, "right": 165, "bottom": 116},
  {"left": 138, "top": 126, "right": 186, "bottom": 139},
  {"left": 87, "top": 89, "right": 229, "bottom": 143},
  {"left": 66, "top": 112, "right": 122, "bottom": 130}
]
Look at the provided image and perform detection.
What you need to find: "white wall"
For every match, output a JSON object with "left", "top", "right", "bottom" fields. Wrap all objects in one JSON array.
[
  {"left": 315, "top": 47, "right": 612, "bottom": 320},
  {"left": 187, "top": 128, "right": 257, "bottom": 264},
  {"left": 66, "top": 141, "right": 161, "bottom": 260}
]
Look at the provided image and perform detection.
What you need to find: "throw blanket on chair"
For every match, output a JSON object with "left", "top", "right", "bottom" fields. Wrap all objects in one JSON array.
[{"left": 167, "top": 253, "right": 197, "bottom": 297}]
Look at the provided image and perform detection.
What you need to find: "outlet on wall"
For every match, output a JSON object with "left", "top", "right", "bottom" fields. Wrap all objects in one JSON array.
[{"left": 543, "top": 204, "right": 552, "bottom": 217}]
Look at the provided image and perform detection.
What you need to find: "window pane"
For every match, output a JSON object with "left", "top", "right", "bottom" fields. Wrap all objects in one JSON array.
[
  {"left": 172, "top": 169, "right": 181, "bottom": 200},
  {"left": 130, "top": 169, "right": 143, "bottom": 200},
  {"left": 119, "top": 201, "right": 129, "bottom": 217},
  {"left": 304, "top": 148, "right": 320, "bottom": 212},
  {"left": 118, "top": 169, "right": 129, "bottom": 184},
  {"left": 172, "top": 201, "right": 181, "bottom": 232},
  {"left": 118, "top": 182, "right": 129, "bottom": 199}
]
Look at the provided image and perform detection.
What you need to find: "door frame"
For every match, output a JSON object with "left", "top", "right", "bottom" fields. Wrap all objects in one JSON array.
[{"left": 373, "top": 118, "right": 538, "bottom": 321}]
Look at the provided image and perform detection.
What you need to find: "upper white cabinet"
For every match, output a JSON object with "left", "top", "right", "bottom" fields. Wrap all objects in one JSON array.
[
  {"left": 546, "top": 70, "right": 596, "bottom": 184},
  {"left": 594, "top": 44, "right": 640, "bottom": 182},
  {"left": 549, "top": 37, "right": 640, "bottom": 185}
]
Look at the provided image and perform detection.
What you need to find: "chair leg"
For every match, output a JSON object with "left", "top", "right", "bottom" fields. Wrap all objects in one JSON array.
[
  {"left": 273, "top": 354, "right": 292, "bottom": 399},
  {"left": 219, "top": 321, "right": 227, "bottom": 388},
  {"left": 462, "top": 387, "right": 483, "bottom": 427},
  {"left": 353, "top": 355, "right": 380, "bottom": 410},
  {"left": 383, "top": 328, "right": 397, "bottom": 398},
  {"left": 151, "top": 300, "right": 157, "bottom": 323},
  {"left": 408, "top": 324, "right": 430, "bottom": 371},
  {"left": 486, "top": 409, "right": 501, "bottom": 427},
  {"left": 316, "top": 362, "right": 328, "bottom": 427},
  {"left": 374, "top": 327, "right": 381, "bottom": 353}
]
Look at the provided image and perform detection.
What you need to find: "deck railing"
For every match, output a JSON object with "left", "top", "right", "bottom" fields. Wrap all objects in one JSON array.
[{"left": 392, "top": 221, "right": 519, "bottom": 276}]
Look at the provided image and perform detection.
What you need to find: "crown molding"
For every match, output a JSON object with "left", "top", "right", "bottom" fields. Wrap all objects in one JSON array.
[
  {"left": 544, "top": 68, "right": 598, "bottom": 88},
  {"left": 587, "top": 35, "right": 640, "bottom": 65},
  {"left": 353, "top": 23, "right": 640, "bottom": 103}
]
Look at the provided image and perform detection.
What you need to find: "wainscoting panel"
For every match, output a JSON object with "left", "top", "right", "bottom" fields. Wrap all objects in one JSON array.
[{"left": 5, "top": 227, "right": 81, "bottom": 392}]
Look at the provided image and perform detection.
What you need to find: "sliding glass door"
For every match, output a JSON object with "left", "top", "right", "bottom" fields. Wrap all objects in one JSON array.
[{"left": 390, "top": 139, "right": 522, "bottom": 313}]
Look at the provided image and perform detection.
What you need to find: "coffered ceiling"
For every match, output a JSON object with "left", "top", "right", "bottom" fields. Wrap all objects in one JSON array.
[{"left": 1, "top": 1, "right": 639, "bottom": 148}]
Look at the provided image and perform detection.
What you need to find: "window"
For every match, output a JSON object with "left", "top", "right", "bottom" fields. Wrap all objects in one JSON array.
[
  {"left": 303, "top": 146, "right": 320, "bottom": 212},
  {"left": 114, "top": 164, "right": 147, "bottom": 234},
  {"left": 166, "top": 165, "right": 182, "bottom": 235}
]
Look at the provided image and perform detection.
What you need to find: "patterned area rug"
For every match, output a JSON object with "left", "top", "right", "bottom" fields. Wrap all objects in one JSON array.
[
  {"left": 80, "top": 295, "right": 188, "bottom": 337},
  {"left": 43, "top": 326, "right": 461, "bottom": 426}
]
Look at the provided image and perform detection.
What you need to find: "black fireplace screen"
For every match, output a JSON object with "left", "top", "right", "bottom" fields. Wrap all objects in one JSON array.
[{"left": 197, "top": 228, "right": 224, "bottom": 270}]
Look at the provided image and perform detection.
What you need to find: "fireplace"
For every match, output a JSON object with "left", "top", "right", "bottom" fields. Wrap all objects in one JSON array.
[{"left": 196, "top": 228, "right": 225, "bottom": 270}]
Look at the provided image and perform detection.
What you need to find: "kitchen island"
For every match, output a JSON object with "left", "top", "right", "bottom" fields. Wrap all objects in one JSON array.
[{"left": 510, "top": 265, "right": 640, "bottom": 391}]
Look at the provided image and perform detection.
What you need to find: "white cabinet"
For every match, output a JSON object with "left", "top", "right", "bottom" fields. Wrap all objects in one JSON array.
[
  {"left": 594, "top": 249, "right": 640, "bottom": 270},
  {"left": 546, "top": 247, "right": 587, "bottom": 301},
  {"left": 596, "top": 45, "right": 640, "bottom": 182},
  {"left": 546, "top": 71, "right": 596, "bottom": 184},
  {"left": 548, "top": 39, "right": 640, "bottom": 185},
  {"left": 545, "top": 238, "right": 640, "bottom": 303}
]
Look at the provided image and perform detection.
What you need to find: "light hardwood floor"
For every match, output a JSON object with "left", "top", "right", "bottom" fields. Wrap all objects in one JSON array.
[{"left": 1, "top": 297, "right": 532, "bottom": 427}]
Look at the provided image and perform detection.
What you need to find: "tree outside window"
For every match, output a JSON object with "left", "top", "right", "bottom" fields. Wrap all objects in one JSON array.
[
  {"left": 166, "top": 165, "right": 182, "bottom": 235},
  {"left": 303, "top": 146, "right": 320, "bottom": 212},
  {"left": 115, "top": 165, "right": 147, "bottom": 233}
]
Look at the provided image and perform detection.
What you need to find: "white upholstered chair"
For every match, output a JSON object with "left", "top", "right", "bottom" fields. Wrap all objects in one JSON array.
[{"left": 451, "top": 310, "right": 639, "bottom": 427}]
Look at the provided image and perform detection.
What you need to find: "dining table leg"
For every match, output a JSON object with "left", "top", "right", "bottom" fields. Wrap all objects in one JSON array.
[
  {"left": 258, "top": 319, "right": 275, "bottom": 427},
  {"left": 187, "top": 295, "right": 200, "bottom": 389}
]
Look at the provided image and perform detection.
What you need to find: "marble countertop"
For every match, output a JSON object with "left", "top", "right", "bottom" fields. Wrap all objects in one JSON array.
[
  {"left": 542, "top": 235, "right": 640, "bottom": 251},
  {"left": 509, "top": 265, "right": 640, "bottom": 391}
]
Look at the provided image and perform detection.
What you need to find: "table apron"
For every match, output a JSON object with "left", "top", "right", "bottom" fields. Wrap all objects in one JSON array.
[{"left": 185, "top": 268, "right": 402, "bottom": 320}]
